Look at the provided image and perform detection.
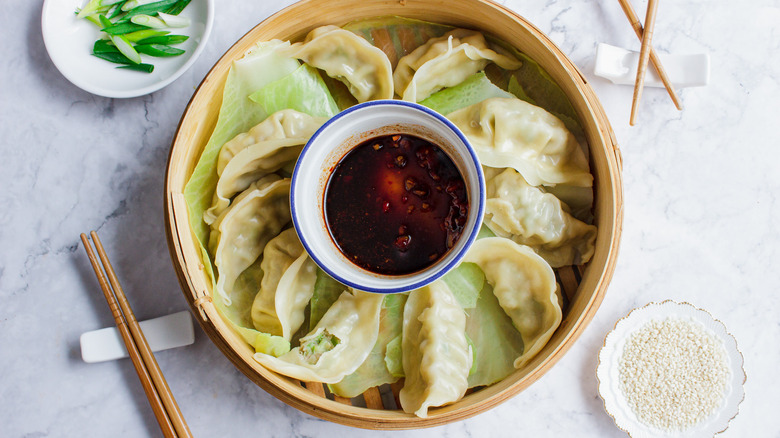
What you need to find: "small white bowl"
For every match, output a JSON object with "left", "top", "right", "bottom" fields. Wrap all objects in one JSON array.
[
  {"left": 597, "top": 301, "right": 745, "bottom": 438},
  {"left": 291, "top": 100, "right": 485, "bottom": 294},
  {"left": 42, "top": 0, "right": 214, "bottom": 98}
]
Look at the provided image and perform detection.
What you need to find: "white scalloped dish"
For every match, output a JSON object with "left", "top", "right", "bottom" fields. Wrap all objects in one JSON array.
[{"left": 597, "top": 301, "right": 745, "bottom": 438}]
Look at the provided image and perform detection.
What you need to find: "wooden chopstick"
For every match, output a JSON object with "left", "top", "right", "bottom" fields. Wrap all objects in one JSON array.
[
  {"left": 629, "top": 0, "right": 660, "bottom": 125},
  {"left": 81, "top": 232, "right": 192, "bottom": 438},
  {"left": 618, "top": 0, "right": 682, "bottom": 111}
]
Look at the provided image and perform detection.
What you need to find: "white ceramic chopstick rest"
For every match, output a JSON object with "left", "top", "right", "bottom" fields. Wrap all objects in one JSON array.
[
  {"left": 80, "top": 311, "right": 195, "bottom": 363},
  {"left": 594, "top": 43, "right": 710, "bottom": 88}
]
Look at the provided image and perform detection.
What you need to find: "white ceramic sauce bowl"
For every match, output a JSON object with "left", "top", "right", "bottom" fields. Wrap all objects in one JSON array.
[{"left": 291, "top": 100, "right": 485, "bottom": 293}]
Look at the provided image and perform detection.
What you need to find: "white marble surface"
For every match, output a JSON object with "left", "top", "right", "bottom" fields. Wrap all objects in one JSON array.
[{"left": 2, "top": 0, "right": 779, "bottom": 436}]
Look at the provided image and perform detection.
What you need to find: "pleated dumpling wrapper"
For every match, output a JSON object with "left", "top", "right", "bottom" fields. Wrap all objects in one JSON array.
[
  {"left": 484, "top": 167, "right": 597, "bottom": 267},
  {"left": 251, "top": 228, "right": 318, "bottom": 340},
  {"left": 448, "top": 97, "right": 592, "bottom": 188},
  {"left": 253, "top": 289, "right": 384, "bottom": 384},
  {"left": 463, "top": 237, "right": 562, "bottom": 368},
  {"left": 400, "top": 281, "right": 471, "bottom": 418},
  {"left": 394, "top": 29, "right": 521, "bottom": 102},
  {"left": 211, "top": 177, "right": 291, "bottom": 306},
  {"left": 204, "top": 109, "right": 325, "bottom": 225},
  {"left": 284, "top": 25, "right": 394, "bottom": 102}
]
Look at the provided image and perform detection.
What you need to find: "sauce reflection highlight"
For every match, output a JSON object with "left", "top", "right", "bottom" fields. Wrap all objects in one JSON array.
[{"left": 324, "top": 133, "right": 469, "bottom": 275}]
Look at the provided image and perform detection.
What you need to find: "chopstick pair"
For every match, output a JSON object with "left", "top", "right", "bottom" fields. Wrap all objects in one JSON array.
[
  {"left": 81, "top": 231, "right": 192, "bottom": 438},
  {"left": 618, "top": 0, "right": 682, "bottom": 125}
]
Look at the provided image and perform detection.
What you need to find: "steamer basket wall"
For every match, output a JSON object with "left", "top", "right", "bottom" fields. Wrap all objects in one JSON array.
[{"left": 165, "top": 0, "right": 623, "bottom": 429}]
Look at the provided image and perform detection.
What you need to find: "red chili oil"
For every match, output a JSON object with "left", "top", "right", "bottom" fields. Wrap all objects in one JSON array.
[{"left": 324, "top": 133, "right": 469, "bottom": 275}]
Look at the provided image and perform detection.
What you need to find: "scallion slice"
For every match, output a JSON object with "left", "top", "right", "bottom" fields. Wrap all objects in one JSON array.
[
  {"left": 100, "top": 15, "right": 141, "bottom": 64},
  {"left": 135, "top": 34, "right": 187, "bottom": 45},
  {"left": 123, "top": 29, "right": 169, "bottom": 42},
  {"left": 101, "top": 21, "right": 148, "bottom": 35},
  {"left": 93, "top": 39, "right": 119, "bottom": 54},
  {"left": 118, "top": 63, "right": 155, "bottom": 73},
  {"left": 118, "top": 0, "right": 179, "bottom": 22},
  {"left": 76, "top": 0, "right": 103, "bottom": 18},
  {"left": 157, "top": 12, "right": 190, "bottom": 28},
  {"left": 130, "top": 14, "right": 168, "bottom": 29},
  {"left": 135, "top": 43, "right": 185, "bottom": 57},
  {"left": 93, "top": 51, "right": 132, "bottom": 64},
  {"left": 107, "top": 1, "right": 128, "bottom": 19},
  {"left": 164, "top": 0, "right": 191, "bottom": 15}
]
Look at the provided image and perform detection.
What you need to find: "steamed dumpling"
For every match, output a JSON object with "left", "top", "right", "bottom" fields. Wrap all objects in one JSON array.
[
  {"left": 394, "top": 29, "right": 521, "bottom": 102},
  {"left": 204, "top": 110, "right": 325, "bottom": 225},
  {"left": 484, "top": 167, "right": 597, "bottom": 267},
  {"left": 211, "top": 178, "right": 292, "bottom": 305},
  {"left": 448, "top": 97, "right": 592, "bottom": 187},
  {"left": 205, "top": 139, "right": 303, "bottom": 225},
  {"left": 286, "top": 25, "right": 393, "bottom": 102},
  {"left": 253, "top": 289, "right": 384, "bottom": 383},
  {"left": 328, "top": 293, "right": 407, "bottom": 398},
  {"left": 400, "top": 281, "right": 471, "bottom": 418},
  {"left": 216, "top": 109, "right": 325, "bottom": 174},
  {"left": 251, "top": 228, "right": 317, "bottom": 340},
  {"left": 463, "top": 237, "right": 561, "bottom": 368}
]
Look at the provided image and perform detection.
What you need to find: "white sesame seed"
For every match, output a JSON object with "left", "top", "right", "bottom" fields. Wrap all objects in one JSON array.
[{"left": 618, "top": 317, "right": 730, "bottom": 431}]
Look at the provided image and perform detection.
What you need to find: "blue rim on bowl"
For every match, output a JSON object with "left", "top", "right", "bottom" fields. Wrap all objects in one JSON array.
[{"left": 291, "top": 100, "right": 485, "bottom": 293}]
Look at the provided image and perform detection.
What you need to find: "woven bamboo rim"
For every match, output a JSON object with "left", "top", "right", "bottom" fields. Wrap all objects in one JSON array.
[{"left": 164, "top": 0, "right": 623, "bottom": 429}]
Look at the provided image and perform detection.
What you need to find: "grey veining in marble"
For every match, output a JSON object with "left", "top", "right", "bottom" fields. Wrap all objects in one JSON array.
[{"left": 2, "top": 0, "right": 779, "bottom": 436}]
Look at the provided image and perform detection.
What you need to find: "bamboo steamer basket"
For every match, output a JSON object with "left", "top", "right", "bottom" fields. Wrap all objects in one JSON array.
[{"left": 165, "top": 0, "right": 623, "bottom": 429}]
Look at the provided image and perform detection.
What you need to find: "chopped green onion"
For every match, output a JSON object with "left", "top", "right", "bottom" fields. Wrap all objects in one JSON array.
[
  {"left": 93, "top": 52, "right": 156, "bottom": 73},
  {"left": 122, "top": 0, "right": 157, "bottom": 11},
  {"left": 130, "top": 14, "right": 168, "bottom": 28},
  {"left": 112, "top": 35, "right": 142, "bottom": 64},
  {"left": 93, "top": 51, "right": 133, "bottom": 64},
  {"left": 118, "top": 0, "right": 179, "bottom": 22},
  {"left": 83, "top": 13, "right": 102, "bottom": 26},
  {"left": 76, "top": 0, "right": 124, "bottom": 18},
  {"left": 118, "top": 63, "right": 155, "bottom": 73},
  {"left": 76, "top": 0, "right": 102, "bottom": 18},
  {"left": 100, "top": 15, "right": 141, "bottom": 64},
  {"left": 98, "top": 14, "right": 112, "bottom": 28},
  {"left": 135, "top": 43, "right": 185, "bottom": 57},
  {"left": 93, "top": 39, "right": 119, "bottom": 54},
  {"left": 101, "top": 21, "right": 148, "bottom": 35},
  {"left": 107, "top": 1, "right": 128, "bottom": 19},
  {"left": 164, "top": 0, "right": 191, "bottom": 15},
  {"left": 105, "top": 3, "right": 120, "bottom": 19},
  {"left": 123, "top": 29, "right": 169, "bottom": 42},
  {"left": 135, "top": 34, "right": 187, "bottom": 45},
  {"left": 77, "top": 0, "right": 191, "bottom": 73},
  {"left": 157, "top": 12, "right": 190, "bottom": 28}
]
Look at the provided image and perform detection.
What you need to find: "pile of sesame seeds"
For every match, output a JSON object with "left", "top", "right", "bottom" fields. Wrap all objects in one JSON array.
[{"left": 618, "top": 317, "right": 730, "bottom": 431}]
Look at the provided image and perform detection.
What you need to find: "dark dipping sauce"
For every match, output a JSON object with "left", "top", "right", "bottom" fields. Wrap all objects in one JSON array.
[{"left": 325, "top": 134, "right": 469, "bottom": 275}]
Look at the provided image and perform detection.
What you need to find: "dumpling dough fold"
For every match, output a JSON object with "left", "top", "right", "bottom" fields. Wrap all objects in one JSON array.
[
  {"left": 448, "top": 97, "right": 592, "bottom": 188},
  {"left": 285, "top": 25, "right": 394, "bottom": 102},
  {"left": 251, "top": 228, "right": 317, "bottom": 340},
  {"left": 394, "top": 29, "right": 521, "bottom": 102},
  {"left": 463, "top": 237, "right": 562, "bottom": 368},
  {"left": 211, "top": 178, "right": 291, "bottom": 305},
  {"left": 216, "top": 109, "right": 325, "bottom": 174},
  {"left": 484, "top": 167, "right": 597, "bottom": 267},
  {"left": 204, "top": 110, "right": 324, "bottom": 224},
  {"left": 400, "top": 281, "right": 471, "bottom": 418},
  {"left": 253, "top": 290, "right": 384, "bottom": 383}
]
